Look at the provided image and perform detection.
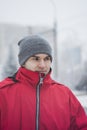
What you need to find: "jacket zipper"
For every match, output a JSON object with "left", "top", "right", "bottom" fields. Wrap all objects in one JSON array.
[{"left": 36, "top": 74, "right": 44, "bottom": 130}]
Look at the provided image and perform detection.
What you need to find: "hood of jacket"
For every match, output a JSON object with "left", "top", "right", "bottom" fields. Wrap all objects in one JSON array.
[{"left": 0, "top": 67, "right": 53, "bottom": 89}]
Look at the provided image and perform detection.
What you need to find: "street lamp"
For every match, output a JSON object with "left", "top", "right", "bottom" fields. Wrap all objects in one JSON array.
[{"left": 49, "top": 0, "right": 58, "bottom": 79}]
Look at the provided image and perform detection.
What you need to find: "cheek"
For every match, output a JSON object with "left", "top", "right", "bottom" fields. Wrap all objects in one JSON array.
[
  {"left": 47, "top": 62, "right": 51, "bottom": 68},
  {"left": 29, "top": 63, "right": 38, "bottom": 70}
]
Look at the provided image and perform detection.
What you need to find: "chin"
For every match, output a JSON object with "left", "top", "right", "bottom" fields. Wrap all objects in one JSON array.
[{"left": 38, "top": 71, "right": 47, "bottom": 74}]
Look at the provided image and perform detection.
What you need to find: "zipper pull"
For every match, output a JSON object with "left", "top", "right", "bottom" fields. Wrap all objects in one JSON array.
[
  {"left": 39, "top": 73, "right": 45, "bottom": 85},
  {"left": 40, "top": 77, "right": 43, "bottom": 84}
]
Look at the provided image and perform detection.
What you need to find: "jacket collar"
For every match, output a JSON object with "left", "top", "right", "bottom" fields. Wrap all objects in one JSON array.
[{"left": 16, "top": 67, "right": 52, "bottom": 87}]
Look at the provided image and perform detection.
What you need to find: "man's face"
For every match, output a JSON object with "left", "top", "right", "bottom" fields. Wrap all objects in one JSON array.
[{"left": 23, "top": 54, "right": 52, "bottom": 75}]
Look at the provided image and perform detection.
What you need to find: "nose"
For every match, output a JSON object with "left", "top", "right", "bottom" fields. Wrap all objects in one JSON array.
[{"left": 38, "top": 60, "right": 46, "bottom": 68}]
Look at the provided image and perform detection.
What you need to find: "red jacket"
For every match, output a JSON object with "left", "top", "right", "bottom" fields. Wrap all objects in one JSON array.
[{"left": 0, "top": 67, "right": 87, "bottom": 130}]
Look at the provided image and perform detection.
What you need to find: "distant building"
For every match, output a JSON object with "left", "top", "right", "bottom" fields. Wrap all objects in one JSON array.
[{"left": 58, "top": 29, "right": 87, "bottom": 89}]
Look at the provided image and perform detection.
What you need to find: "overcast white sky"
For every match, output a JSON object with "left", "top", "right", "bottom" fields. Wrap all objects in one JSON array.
[{"left": 0, "top": 0, "right": 87, "bottom": 41}]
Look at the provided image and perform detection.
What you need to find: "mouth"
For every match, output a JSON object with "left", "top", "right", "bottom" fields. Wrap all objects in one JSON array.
[
  {"left": 36, "top": 69, "right": 48, "bottom": 74},
  {"left": 39, "top": 70, "right": 47, "bottom": 74}
]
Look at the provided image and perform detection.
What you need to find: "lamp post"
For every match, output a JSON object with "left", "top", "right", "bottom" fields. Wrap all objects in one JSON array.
[{"left": 49, "top": 0, "right": 58, "bottom": 79}]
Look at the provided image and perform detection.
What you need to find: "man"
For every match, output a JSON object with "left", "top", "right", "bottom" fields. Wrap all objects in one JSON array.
[{"left": 0, "top": 35, "right": 87, "bottom": 130}]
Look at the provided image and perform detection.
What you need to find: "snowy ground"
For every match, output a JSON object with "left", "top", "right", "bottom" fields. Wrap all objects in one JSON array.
[{"left": 73, "top": 90, "right": 87, "bottom": 114}]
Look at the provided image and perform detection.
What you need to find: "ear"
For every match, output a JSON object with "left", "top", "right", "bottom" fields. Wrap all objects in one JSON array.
[{"left": 22, "top": 64, "right": 25, "bottom": 67}]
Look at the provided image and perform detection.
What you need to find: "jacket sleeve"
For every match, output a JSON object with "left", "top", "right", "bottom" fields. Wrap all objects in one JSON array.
[
  {"left": 68, "top": 89, "right": 87, "bottom": 130},
  {"left": 0, "top": 94, "right": 1, "bottom": 130},
  {"left": 0, "top": 90, "right": 7, "bottom": 130}
]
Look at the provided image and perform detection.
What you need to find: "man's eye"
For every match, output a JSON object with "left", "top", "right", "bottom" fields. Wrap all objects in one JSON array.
[
  {"left": 36, "top": 57, "right": 39, "bottom": 60},
  {"left": 45, "top": 57, "right": 51, "bottom": 61},
  {"left": 33, "top": 57, "right": 39, "bottom": 61}
]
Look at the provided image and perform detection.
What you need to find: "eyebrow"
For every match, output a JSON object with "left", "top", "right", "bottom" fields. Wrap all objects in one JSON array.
[{"left": 31, "top": 55, "right": 40, "bottom": 58}]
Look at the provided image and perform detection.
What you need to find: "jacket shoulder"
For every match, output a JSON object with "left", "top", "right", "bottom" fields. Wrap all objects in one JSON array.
[
  {"left": 0, "top": 78, "right": 15, "bottom": 89},
  {"left": 51, "top": 79, "right": 71, "bottom": 91},
  {"left": 51, "top": 79, "right": 67, "bottom": 87}
]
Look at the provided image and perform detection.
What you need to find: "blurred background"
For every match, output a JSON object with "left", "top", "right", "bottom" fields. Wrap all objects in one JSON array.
[{"left": 0, "top": 0, "right": 87, "bottom": 113}]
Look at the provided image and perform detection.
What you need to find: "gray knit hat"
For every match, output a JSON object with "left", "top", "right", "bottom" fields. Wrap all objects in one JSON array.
[{"left": 18, "top": 35, "right": 52, "bottom": 65}]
